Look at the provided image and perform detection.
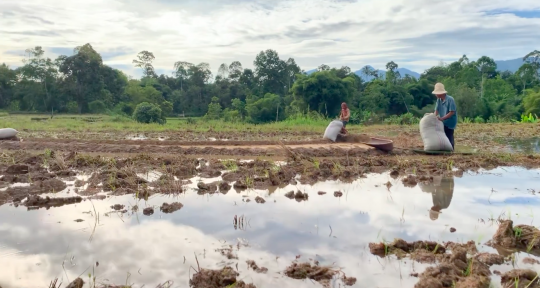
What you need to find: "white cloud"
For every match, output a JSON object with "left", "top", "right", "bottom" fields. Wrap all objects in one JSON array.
[{"left": 1, "top": 0, "right": 539, "bottom": 77}]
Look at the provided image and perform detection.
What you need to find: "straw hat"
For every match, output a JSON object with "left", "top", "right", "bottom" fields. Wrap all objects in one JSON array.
[{"left": 432, "top": 82, "right": 447, "bottom": 94}]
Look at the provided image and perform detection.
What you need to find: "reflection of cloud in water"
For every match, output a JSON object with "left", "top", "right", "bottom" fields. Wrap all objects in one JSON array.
[{"left": 1, "top": 168, "right": 540, "bottom": 287}]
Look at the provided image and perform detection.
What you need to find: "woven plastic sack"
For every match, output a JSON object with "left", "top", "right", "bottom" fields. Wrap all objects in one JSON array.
[
  {"left": 0, "top": 128, "right": 18, "bottom": 139},
  {"left": 419, "top": 113, "right": 452, "bottom": 151},
  {"left": 323, "top": 120, "right": 343, "bottom": 142}
]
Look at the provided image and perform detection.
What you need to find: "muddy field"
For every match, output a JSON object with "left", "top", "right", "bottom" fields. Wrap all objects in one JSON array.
[{"left": 1, "top": 124, "right": 540, "bottom": 287}]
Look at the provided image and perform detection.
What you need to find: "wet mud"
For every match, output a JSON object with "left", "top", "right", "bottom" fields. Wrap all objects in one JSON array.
[
  {"left": 490, "top": 220, "right": 540, "bottom": 256},
  {"left": 500, "top": 269, "right": 540, "bottom": 288},
  {"left": 190, "top": 266, "right": 256, "bottom": 288},
  {"left": 246, "top": 260, "right": 268, "bottom": 273},
  {"left": 23, "top": 195, "right": 82, "bottom": 209},
  {"left": 160, "top": 202, "right": 183, "bottom": 213},
  {"left": 284, "top": 190, "right": 308, "bottom": 201},
  {"left": 284, "top": 261, "right": 356, "bottom": 287}
]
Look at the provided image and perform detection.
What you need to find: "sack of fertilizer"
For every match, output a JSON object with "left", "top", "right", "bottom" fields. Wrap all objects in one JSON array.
[
  {"left": 0, "top": 128, "right": 18, "bottom": 139},
  {"left": 323, "top": 120, "right": 343, "bottom": 142},
  {"left": 419, "top": 113, "right": 452, "bottom": 151}
]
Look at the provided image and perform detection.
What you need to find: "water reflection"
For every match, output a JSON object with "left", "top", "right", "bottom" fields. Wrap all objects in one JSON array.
[
  {"left": 501, "top": 137, "right": 540, "bottom": 153},
  {"left": 0, "top": 168, "right": 540, "bottom": 288},
  {"left": 419, "top": 176, "right": 454, "bottom": 221}
]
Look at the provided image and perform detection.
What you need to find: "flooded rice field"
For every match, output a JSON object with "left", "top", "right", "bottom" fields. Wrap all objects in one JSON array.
[{"left": 1, "top": 154, "right": 540, "bottom": 287}]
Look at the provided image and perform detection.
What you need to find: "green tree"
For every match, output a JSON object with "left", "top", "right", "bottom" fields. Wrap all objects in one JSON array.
[
  {"left": 204, "top": 96, "right": 222, "bottom": 120},
  {"left": 133, "top": 102, "right": 166, "bottom": 124},
  {"left": 133, "top": 51, "right": 156, "bottom": 78},
  {"left": 246, "top": 93, "right": 284, "bottom": 123}
]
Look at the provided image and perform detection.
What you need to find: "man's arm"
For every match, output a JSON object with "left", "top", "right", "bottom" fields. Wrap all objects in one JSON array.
[
  {"left": 439, "top": 98, "right": 456, "bottom": 120},
  {"left": 434, "top": 101, "right": 439, "bottom": 116},
  {"left": 439, "top": 111, "right": 455, "bottom": 120}
]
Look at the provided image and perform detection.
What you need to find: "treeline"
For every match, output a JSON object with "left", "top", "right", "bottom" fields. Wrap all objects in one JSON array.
[{"left": 0, "top": 44, "right": 539, "bottom": 124}]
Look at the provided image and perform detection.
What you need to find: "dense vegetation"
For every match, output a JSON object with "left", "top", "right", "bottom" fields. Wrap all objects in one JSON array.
[{"left": 0, "top": 44, "right": 539, "bottom": 124}]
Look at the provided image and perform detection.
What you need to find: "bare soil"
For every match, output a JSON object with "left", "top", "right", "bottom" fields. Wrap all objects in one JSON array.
[{"left": 189, "top": 267, "right": 256, "bottom": 288}]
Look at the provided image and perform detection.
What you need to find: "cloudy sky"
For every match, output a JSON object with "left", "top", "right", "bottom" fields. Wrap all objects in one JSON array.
[{"left": 1, "top": 0, "right": 540, "bottom": 77}]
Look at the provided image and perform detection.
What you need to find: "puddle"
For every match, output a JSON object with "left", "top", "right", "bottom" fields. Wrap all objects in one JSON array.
[
  {"left": 1, "top": 168, "right": 540, "bottom": 287},
  {"left": 498, "top": 137, "right": 540, "bottom": 153},
  {"left": 127, "top": 134, "right": 147, "bottom": 140}
]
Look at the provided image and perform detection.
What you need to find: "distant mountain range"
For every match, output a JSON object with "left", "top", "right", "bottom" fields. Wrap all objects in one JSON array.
[{"left": 305, "top": 58, "right": 528, "bottom": 81}]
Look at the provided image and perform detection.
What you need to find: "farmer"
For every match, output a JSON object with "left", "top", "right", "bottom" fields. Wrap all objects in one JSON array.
[
  {"left": 433, "top": 83, "right": 457, "bottom": 150},
  {"left": 424, "top": 176, "right": 454, "bottom": 221},
  {"left": 339, "top": 102, "right": 350, "bottom": 134}
]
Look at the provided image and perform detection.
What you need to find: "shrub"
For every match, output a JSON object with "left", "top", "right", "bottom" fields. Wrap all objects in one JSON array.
[
  {"left": 113, "top": 102, "right": 134, "bottom": 116},
  {"left": 160, "top": 101, "right": 173, "bottom": 117},
  {"left": 88, "top": 100, "right": 107, "bottom": 114},
  {"left": 204, "top": 97, "right": 222, "bottom": 120},
  {"left": 66, "top": 101, "right": 78, "bottom": 114},
  {"left": 133, "top": 102, "right": 166, "bottom": 124}
]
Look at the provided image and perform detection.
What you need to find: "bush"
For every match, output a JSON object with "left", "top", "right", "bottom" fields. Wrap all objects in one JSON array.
[
  {"left": 66, "top": 101, "right": 78, "bottom": 114},
  {"left": 160, "top": 101, "right": 173, "bottom": 117},
  {"left": 88, "top": 100, "right": 107, "bottom": 114},
  {"left": 113, "top": 103, "right": 134, "bottom": 116},
  {"left": 133, "top": 102, "right": 166, "bottom": 124},
  {"left": 204, "top": 97, "right": 222, "bottom": 120}
]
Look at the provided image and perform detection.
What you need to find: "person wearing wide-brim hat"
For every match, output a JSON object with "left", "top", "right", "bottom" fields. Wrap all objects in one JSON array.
[{"left": 433, "top": 83, "right": 457, "bottom": 150}]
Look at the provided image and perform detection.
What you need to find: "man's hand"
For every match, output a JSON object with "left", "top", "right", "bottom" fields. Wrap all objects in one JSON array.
[{"left": 437, "top": 117, "right": 443, "bottom": 121}]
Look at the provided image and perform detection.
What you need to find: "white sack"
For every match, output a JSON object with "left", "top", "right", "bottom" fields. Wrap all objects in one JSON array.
[
  {"left": 0, "top": 128, "right": 18, "bottom": 139},
  {"left": 323, "top": 120, "right": 343, "bottom": 142},
  {"left": 419, "top": 113, "right": 452, "bottom": 151}
]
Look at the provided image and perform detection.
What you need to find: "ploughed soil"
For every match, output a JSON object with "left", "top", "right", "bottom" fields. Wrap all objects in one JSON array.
[
  {"left": 1, "top": 147, "right": 540, "bottom": 207},
  {"left": 369, "top": 220, "right": 540, "bottom": 288}
]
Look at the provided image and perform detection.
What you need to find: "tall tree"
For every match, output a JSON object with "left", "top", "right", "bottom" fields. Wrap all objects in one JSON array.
[{"left": 133, "top": 51, "right": 156, "bottom": 78}]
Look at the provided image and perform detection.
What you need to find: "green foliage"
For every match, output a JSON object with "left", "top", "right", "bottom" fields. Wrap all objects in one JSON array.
[
  {"left": 519, "top": 113, "right": 538, "bottom": 123},
  {"left": 246, "top": 93, "right": 284, "bottom": 123},
  {"left": 113, "top": 102, "right": 134, "bottom": 116},
  {"left": 66, "top": 102, "right": 78, "bottom": 114},
  {"left": 383, "top": 113, "right": 419, "bottom": 125},
  {"left": 1, "top": 45, "right": 539, "bottom": 126},
  {"left": 523, "top": 89, "right": 540, "bottom": 115},
  {"left": 160, "top": 101, "right": 173, "bottom": 116},
  {"left": 88, "top": 100, "right": 107, "bottom": 114},
  {"left": 204, "top": 97, "right": 222, "bottom": 120},
  {"left": 132, "top": 102, "right": 166, "bottom": 124}
]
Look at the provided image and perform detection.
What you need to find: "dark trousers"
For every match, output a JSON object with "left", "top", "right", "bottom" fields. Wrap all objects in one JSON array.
[{"left": 444, "top": 126, "right": 455, "bottom": 150}]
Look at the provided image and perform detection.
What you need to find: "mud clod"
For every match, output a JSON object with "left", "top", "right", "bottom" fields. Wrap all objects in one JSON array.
[
  {"left": 414, "top": 248, "right": 491, "bottom": 288},
  {"left": 143, "top": 207, "right": 154, "bottom": 216},
  {"left": 500, "top": 269, "right": 540, "bottom": 288},
  {"left": 66, "top": 278, "right": 84, "bottom": 288},
  {"left": 491, "top": 220, "right": 540, "bottom": 254},
  {"left": 246, "top": 260, "right": 268, "bottom": 273},
  {"left": 318, "top": 191, "right": 327, "bottom": 195},
  {"left": 74, "top": 180, "right": 85, "bottom": 187},
  {"left": 284, "top": 190, "right": 308, "bottom": 201},
  {"left": 218, "top": 181, "right": 231, "bottom": 193},
  {"left": 474, "top": 253, "right": 505, "bottom": 266},
  {"left": 369, "top": 238, "right": 446, "bottom": 259},
  {"left": 284, "top": 262, "right": 337, "bottom": 287},
  {"left": 5, "top": 164, "right": 29, "bottom": 175},
  {"left": 445, "top": 241, "right": 479, "bottom": 255},
  {"left": 255, "top": 196, "right": 266, "bottom": 203},
  {"left": 450, "top": 227, "right": 457, "bottom": 233},
  {"left": 523, "top": 257, "right": 540, "bottom": 265},
  {"left": 23, "top": 195, "right": 82, "bottom": 209},
  {"left": 402, "top": 175, "right": 418, "bottom": 187},
  {"left": 189, "top": 266, "right": 256, "bottom": 288},
  {"left": 160, "top": 202, "right": 183, "bottom": 213},
  {"left": 111, "top": 204, "right": 124, "bottom": 211},
  {"left": 197, "top": 181, "right": 218, "bottom": 194}
]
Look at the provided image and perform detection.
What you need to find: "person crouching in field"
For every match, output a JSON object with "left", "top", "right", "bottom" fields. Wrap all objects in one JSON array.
[
  {"left": 339, "top": 102, "right": 350, "bottom": 134},
  {"left": 433, "top": 83, "right": 457, "bottom": 150}
]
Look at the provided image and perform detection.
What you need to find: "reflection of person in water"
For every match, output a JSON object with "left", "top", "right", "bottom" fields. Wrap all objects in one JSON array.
[{"left": 418, "top": 176, "right": 454, "bottom": 221}]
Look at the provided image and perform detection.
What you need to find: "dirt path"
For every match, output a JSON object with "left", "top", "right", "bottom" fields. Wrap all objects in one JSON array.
[{"left": 0, "top": 138, "right": 375, "bottom": 157}]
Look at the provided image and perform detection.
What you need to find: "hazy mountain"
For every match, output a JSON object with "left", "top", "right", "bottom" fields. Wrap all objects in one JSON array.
[{"left": 304, "top": 58, "right": 527, "bottom": 81}]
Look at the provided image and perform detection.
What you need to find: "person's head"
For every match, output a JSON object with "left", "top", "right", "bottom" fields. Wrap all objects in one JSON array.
[
  {"left": 341, "top": 102, "right": 348, "bottom": 110},
  {"left": 432, "top": 82, "right": 447, "bottom": 99}
]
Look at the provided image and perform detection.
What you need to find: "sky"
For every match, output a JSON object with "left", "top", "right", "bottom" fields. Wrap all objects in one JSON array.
[{"left": 1, "top": 0, "right": 540, "bottom": 78}]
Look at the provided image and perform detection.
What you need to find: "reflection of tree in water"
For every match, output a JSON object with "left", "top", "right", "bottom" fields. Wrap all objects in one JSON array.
[{"left": 418, "top": 176, "right": 454, "bottom": 221}]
